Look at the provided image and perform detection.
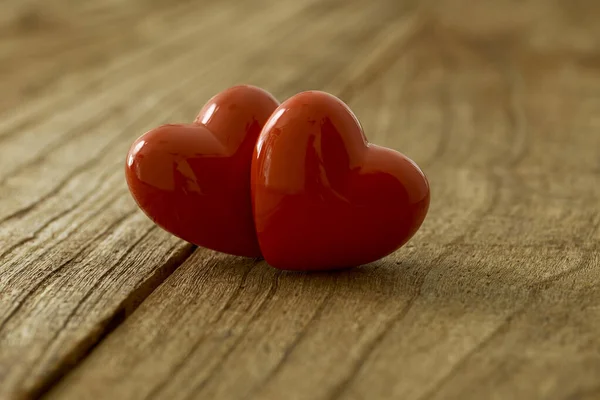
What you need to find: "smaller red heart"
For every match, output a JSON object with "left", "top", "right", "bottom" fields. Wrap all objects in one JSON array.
[
  {"left": 125, "top": 85, "right": 279, "bottom": 257},
  {"left": 251, "top": 91, "right": 430, "bottom": 271}
]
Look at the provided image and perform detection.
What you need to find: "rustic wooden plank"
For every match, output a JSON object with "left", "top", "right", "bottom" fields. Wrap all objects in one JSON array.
[
  {"left": 43, "top": 1, "right": 600, "bottom": 400},
  {"left": 0, "top": 0, "right": 407, "bottom": 398},
  {"left": 2, "top": 0, "right": 600, "bottom": 399},
  {"left": 0, "top": 0, "right": 202, "bottom": 115}
]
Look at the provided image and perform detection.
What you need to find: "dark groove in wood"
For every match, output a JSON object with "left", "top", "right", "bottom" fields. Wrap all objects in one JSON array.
[
  {"left": 0, "top": 209, "right": 136, "bottom": 333},
  {"left": 32, "top": 242, "right": 197, "bottom": 400},
  {"left": 33, "top": 226, "right": 158, "bottom": 371},
  {"left": 0, "top": 188, "right": 130, "bottom": 291},
  {"left": 144, "top": 260, "right": 259, "bottom": 400},
  {"left": 5, "top": 1, "right": 600, "bottom": 398}
]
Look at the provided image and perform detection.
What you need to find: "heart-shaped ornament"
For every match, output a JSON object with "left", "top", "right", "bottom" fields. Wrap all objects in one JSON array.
[
  {"left": 126, "top": 85, "right": 279, "bottom": 257},
  {"left": 251, "top": 91, "right": 430, "bottom": 270}
]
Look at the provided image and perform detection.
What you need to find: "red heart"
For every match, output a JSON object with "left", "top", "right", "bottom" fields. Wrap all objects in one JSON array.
[
  {"left": 251, "top": 91, "right": 430, "bottom": 270},
  {"left": 125, "top": 85, "right": 279, "bottom": 257}
]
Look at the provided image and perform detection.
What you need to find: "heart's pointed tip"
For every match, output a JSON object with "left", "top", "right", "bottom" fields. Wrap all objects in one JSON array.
[
  {"left": 211, "top": 248, "right": 264, "bottom": 260},
  {"left": 261, "top": 253, "right": 375, "bottom": 273},
  {"left": 267, "top": 263, "right": 360, "bottom": 273}
]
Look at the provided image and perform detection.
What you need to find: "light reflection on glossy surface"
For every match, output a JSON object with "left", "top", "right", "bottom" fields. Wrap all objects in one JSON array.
[
  {"left": 251, "top": 91, "right": 430, "bottom": 271},
  {"left": 126, "top": 85, "right": 279, "bottom": 257}
]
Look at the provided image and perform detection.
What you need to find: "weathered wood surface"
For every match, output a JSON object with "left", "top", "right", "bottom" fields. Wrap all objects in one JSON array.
[{"left": 1, "top": 0, "right": 599, "bottom": 399}]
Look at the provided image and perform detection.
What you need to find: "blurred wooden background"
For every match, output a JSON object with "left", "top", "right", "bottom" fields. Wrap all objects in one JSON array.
[{"left": 1, "top": 0, "right": 600, "bottom": 399}]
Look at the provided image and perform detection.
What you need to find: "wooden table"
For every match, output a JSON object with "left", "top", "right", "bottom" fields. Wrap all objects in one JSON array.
[{"left": 2, "top": 0, "right": 599, "bottom": 399}]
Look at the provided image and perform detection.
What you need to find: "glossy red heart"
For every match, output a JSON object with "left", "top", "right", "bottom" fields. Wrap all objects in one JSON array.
[
  {"left": 125, "top": 85, "right": 279, "bottom": 257},
  {"left": 251, "top": 91, "right": 430, "bottom": 271}
]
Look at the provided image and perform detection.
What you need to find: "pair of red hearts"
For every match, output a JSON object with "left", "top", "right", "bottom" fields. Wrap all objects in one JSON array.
[{"left": 125, "top": 85, "right": 430, "bottom": 271}]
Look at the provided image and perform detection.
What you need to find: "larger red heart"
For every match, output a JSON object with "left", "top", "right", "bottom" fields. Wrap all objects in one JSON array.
[
  {"left": 251, "top": 91, "right": 430, "bottom": 270},
  {"left": 125, "top": 85, "right": 279, "bottom": 257}
]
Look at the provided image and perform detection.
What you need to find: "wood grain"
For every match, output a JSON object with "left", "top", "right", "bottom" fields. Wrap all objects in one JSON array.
[{"left": 1, "top": 0, "right": 599, "bottom": 399}]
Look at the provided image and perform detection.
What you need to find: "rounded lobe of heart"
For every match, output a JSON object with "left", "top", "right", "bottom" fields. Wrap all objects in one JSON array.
[
  {"left": 251, "top": 91, "right": 430, "bottom": 271},
  {"left": 126, "top": 85, "right": 279, "bottom": 257}
]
